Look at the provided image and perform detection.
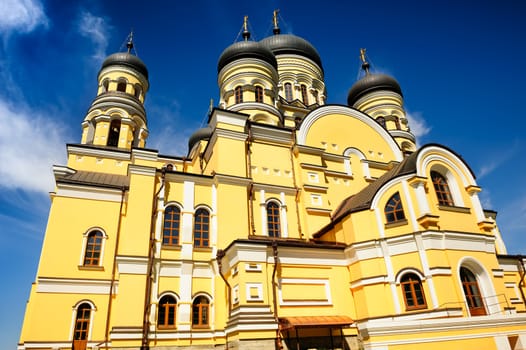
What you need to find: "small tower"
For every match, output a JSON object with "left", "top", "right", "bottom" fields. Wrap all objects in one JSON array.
[
  {"left": 217, "top": 16, "right": 281, "bottom": 125},
  {"left": 259, "top": 10, "right": 326, "bottom": 127},
  {"left": 347, "top": 49, "right": 416, "bottom": 154},
  {"left": 81, "top": 33, "right": 150, "bottom": 149}
]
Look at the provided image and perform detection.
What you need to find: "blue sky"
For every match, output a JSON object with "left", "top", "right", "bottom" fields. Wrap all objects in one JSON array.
[{"left": 1, "top": 0, "right": 525, "bottom": 347}]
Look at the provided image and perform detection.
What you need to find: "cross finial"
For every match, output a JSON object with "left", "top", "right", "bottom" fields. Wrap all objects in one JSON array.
[
  {"left": 242, "top": 16, "right": 250, "bottom": 41},
  {"left": 273, "top": 9, "right": 281, "bottom": 35},
  {"left": 360, "top": 48, "right": 370, "bottom": 75},
  {"left": 126, "top": 30, "right": 134, "bottom": 53}
]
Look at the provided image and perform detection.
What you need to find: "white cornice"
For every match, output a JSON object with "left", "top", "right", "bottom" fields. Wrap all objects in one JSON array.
[
  {"left": 67, "top": 144, "right": 131, "bottom": 161},
  {"left": 128, "top": 164, "right": 157, "bottom": 176},
  {"left": 209, "top": 109, "right": 248, "bottom": 129},
  {"left": 252, "top": 182, "right": 296, "bottom": 195},
  {"left": 131, "top": 148, "right": 158, "bottom": 161},
  {"left": 55, "top": 183, "right": 125, "bottom": 202},
  {"left": 36, "top": 277, "right": 115, "bottom": 294},
  {"left": 249, "top": 124, "right": 293, "bottom": 145}
]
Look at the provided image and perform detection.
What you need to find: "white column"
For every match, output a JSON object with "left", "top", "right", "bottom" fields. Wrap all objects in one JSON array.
[
  {"left": 414, "top": 234, "right": 439, "bottom": 309},
  {"left": 181, "top": 181, "right": 195, "bottom": 259},
  {"left": 280, "top": 192, "right": 288, "bottom": 238},
  {"left": 380, "top": 240, "right": 400, "bottom": 314},
  {"left": 260, "top": 189, "right": 267, "bottom": 236},
  {"left": 411, "top": 180, "right": 431, "bottom": 216}
]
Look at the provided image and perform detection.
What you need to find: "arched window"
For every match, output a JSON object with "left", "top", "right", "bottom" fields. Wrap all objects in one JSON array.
[
  {"left": 431, "top": 171, "right": 453, "bottom": 206},
  {"left": 300, "top": 84, "right": 308, "bottom": 105},
  {"left": 376, "top": 116, "right": 386, "bottom": 128},
  {"left": 83, "top": 231, "right": 103, "bottom": 266},
  {"left": 255, "top": 86, "right": 263, "bottom": 103},
  {"left": 134, "top": 84, "right": 142, "bottom": 99},
  {"left": 163, "top": 206, "right": 180, "bottom": 246},
  {"left": 394, "top": 116, "right": 401, "bottom": 130},
  {"left": 385, "top": 192, "right": 405, "bottom": 223},
  {"left": 192, "top": 296, "right": 209, "bottom": 328},
  {"left": 400, "top": 273, "right": 427, "bottom": 310},
  {"left": 107, "top": 119, "right": 121, "bottom": 147},
  {"left": 313, "top": 90, "right": 319, "bottom": 104},
  {"left": 102, "top": 79, "right": 109, "bottom": 93},
  {"left": 158, "top": 295, "right": 177, "bottom": 328},
  {"left": 284, "top": 83, "right": 293, "bottom": 101},
  {"left": 460, "top": 267, "right": 486, "bottom": 316},
  {"left": 266, "top": 201, "right": 281, "bottom": 238},
  {"left": 235, "top": 86, "right": 243, "bottom": 104},
  {"left": 116, "top": 79, "right": 127, "bottom": 92},
  {"left": 194, "top": 208, "right": 210, "bottom": 248},
  {"left": 73, "top": 303, "right": 92, "bottom": 350}
]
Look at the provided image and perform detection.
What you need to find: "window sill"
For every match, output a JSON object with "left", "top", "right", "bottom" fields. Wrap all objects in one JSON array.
[
  {"left": 191, "top": 326, "right": 210, "bottom": 330},
  {"left": 405, "top": 305, "right": 428, "bottom": 312},
  {"left": 194, "top": 246, "right": 213, "bottom": 251},
  {"left": 385, "top": 219, "right": 408, "bottom": 229},
  {"left": 78, "top": 265, "right": 104, "bottom": 271},
  {"left": 157, "top": 326, "right": 177, "bottom": 331},
  {"left": 438, "top": 205, "right": 471, "bottom": 214},
  {"left": 161, "top": 244, "right": 182, "bottom": 251}
]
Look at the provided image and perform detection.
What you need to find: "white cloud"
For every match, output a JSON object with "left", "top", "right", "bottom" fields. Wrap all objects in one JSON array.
[
  {"left": 0, "top": 99, "right": 68, "bottom": 193},
  {"left": 477, "top": 141, "right": 519, "bottom": 180},
  {"left": 405, "top": 111, "right": 431, "bottom": 146},
  {"left": 147, "top": 99, "right": 203, "bottom": 157},
  {"left": 0, "top": 0, "right": 48, "bottom": 35},
  {"left": 77, "top": 11, "right": 109, "bottom": 61}
]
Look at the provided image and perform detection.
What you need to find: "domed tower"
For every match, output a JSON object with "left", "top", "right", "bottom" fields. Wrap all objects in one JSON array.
[
  {"left": 80, "top": 34, "right": 150, "bottom": 150},
  {"left": 260, "top": 10, "right": 326, "bottom": 127},
  {"left": 217, "top": 16, "right": 281, "bottom": 125},
  {"left": 347, "top": 49, "right": 416, "bottom": 154}
]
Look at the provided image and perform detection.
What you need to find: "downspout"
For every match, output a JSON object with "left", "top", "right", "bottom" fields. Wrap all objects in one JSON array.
[
  {"left": 246, "top": 125, "right": 255, "bottom": 235},
  {"left": 103, "top": 187, "right": 126, "bottom": 350},
  {"left": 289, "top": 131, "right": 303, "bottom": 239},
  {"left": 141, "top": 168, "right": 166, "bottom": 350},
  {"left": 517, "top": 255, "right": 526, "bottom": 308},
  {"left": 271, "top": 241, "right": 282, "bottom": 349},
  {"left": 216, "top": 249, "right": 231, "bottom": 349}
]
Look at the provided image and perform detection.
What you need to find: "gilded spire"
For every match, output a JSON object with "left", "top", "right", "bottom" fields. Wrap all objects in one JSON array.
[
  {"left": 273, "top": 9, "right": 281, "bottom": 35},
  {"left": 242, "top": 16, "right": 250, "bottom": 41},
  {"left": 360, "top": 48, "right": 370, "bottom": 75}
]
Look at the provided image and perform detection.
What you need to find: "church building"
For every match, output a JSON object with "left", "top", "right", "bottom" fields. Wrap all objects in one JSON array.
[{"left": 18, "top": 12, "right": 526, "bottom": 350}]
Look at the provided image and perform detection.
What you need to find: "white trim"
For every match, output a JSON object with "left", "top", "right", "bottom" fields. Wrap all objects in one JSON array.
[
  {"left": 56, "top": 183, "right": 124, "bottom": 202},
  {"left": 457, "top": 256, "right": 500, "bottom": 315},
  {"left": 116, "top": 256, "right": 148, "bottom": 274},
  {"left": 401, "top": 180, "right": 419, "bottom": 231},
  {"left": 37, "top": 278, "right": 115, "bottom": 294},
  {"left": 246, "top": 283, "right": 264, "bottom": 301},
  {"left": 297, "top": 105, "right": 403, "bottom": 161}
]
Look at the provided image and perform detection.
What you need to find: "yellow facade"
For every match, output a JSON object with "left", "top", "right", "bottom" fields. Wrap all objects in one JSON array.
[{"left": 19, "top": 17, "right": 526, "bottom": 350}]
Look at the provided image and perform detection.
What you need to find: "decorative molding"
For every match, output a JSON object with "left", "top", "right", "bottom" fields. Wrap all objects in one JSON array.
[
  {"left": 55, "top": 183, "right": 125, "bottom": 202},
  {"left": 36, "top": 277, "right": 115, "bottom": 294},
  {"left": 67, "top": 144, "right": 131, "bottom": 161}
]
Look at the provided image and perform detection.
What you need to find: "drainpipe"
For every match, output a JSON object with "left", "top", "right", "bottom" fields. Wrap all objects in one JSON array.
[
  {"left": 289, "top": 132, "right": 303, "bottom": 239},
  {"left": 141, "top": 168, "right": 166, "bottom": 350},
  {"left": 271, "top": 241, "right": 282, "bottom": 349},
  {"left": 246, "top": 125, "right": 255, "bottom": 235},
  {"left": 103, "top": 187, "right": 126, "bottom": 349},
  {"left": 216, "top": 249, "right": 231, "bottom": 349},
  {"left": 517, "top": 255, "right": 526, "bottom": 308}
]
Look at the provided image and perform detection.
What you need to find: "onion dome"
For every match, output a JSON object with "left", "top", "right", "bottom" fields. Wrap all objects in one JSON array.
[
  {"left": 347, "top": 73, "right": 402, "bottom": 106},
  {"left": 217, "top": 40, "right": 277, "bottom": 73},
  {"left": 260, "top": 34, "right": 323, "bottom": 69},
  {"left": 218, "top": 16, "right": 277, "bottom": 73},
  {"left": 100, "top": 52, "right": 149, "bottom": 80},
  {"left": 188, "top": 126, "right": 213, "bottom": 151}
]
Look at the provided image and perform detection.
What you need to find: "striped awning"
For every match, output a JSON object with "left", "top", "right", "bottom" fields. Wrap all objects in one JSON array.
[{"left": 279, "top": 316, "right": 353, "bottom": 330}]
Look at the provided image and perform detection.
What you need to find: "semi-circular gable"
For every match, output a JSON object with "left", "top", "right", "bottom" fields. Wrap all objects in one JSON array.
[{"left": 297, "top": 105, "right": 403, "bottom": 162}]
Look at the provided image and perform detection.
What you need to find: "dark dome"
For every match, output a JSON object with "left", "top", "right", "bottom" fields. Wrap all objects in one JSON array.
[
  {"left": 188, "top": 126, "right": 213, "bottom": 151},
  {"left": 217, "top": 41, "right": 277, "bottom": 73},
  {"left": 260, "top": 34, "right": 322, "bottom": 69},
  {"left": 100, "top": 52, "right": 149, "bottom": 80},
  {"left": 347, "top": 73, "right": 402, "bottom": 106}
]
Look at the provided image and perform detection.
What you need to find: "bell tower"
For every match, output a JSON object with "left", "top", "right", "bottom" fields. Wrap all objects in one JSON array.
[{"left": 81, "top": 33, "right": 150, "bottom": 149}]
